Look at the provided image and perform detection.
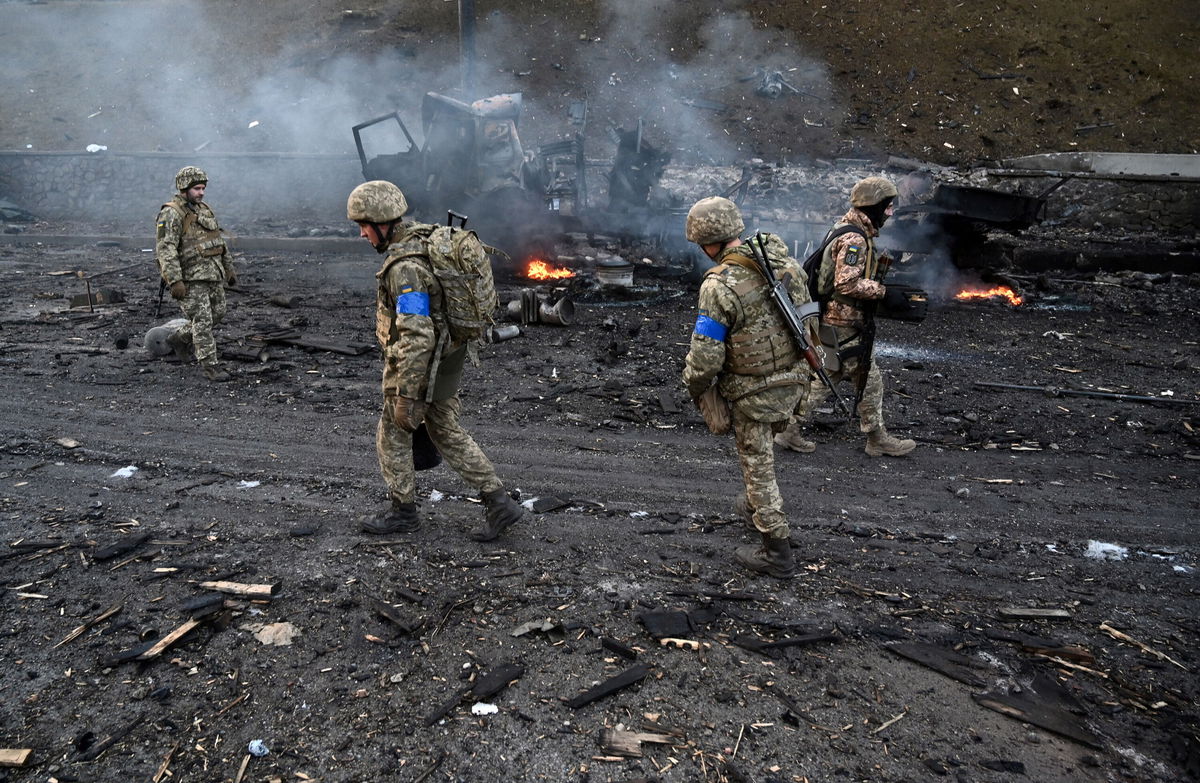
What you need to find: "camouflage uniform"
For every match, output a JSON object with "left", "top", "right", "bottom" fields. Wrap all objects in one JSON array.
[
  {"left": 375, "top": 224, "right": 503, "bottom": 505},
  {"left": 798, "top": 207, "right": 887, "bottom": 433},
  {"left": 155, "top": 195, "right": 232, "bottom": 365},
  {"left": 683, "top": 234, "right": 811, "bottom": 540}
]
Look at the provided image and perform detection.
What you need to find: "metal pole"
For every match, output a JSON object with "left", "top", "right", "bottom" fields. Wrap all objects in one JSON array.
[{"left": 459, "top": 0, "right": 477, "bottom": 100}]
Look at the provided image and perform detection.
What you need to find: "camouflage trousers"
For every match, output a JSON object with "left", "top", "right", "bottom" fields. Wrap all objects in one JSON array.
[
  {"left": 377, "top": 394, "right": 503, "bottom": 504},
  {"left": 175, "top": 280, "right": 226, "bottom": 365},
  {"left": 799, "top": 326, "right": 884, "bottom": 433},
  {"left": 733, "top": 407, "right": 790, "bottom": 540}
]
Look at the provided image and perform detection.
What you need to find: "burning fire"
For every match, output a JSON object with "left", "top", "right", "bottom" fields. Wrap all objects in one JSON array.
[
  {"left": 955, "top": 286, "right": 1023, "bottom": 306},
  {"left": 524, "top": 259, "right": 575, "bottom": 280}
]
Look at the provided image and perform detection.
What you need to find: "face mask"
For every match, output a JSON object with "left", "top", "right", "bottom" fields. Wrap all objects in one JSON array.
[{"left": 861, "top": 197, "right": 895, "bottom": 229}]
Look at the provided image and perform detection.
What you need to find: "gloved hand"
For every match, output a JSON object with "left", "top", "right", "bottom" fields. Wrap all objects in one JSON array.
[
  {"left": 169, "top": 281, "right": 188, "bottom": 300},
  {"left": 391, "top": 396, "right": 427, "bottom": 433},
  {"left": 695, "top": 384, "right": 731, "bottom": 436},
  {"left": 225, "top": 268, "right": 237, "bottom": 287}
]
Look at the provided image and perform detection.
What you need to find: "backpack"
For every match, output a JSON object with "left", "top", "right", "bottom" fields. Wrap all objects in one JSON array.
[
  {"left": 393, "top": 224, "right": 500, "bottom": 344},
  {"left": 801, "top": 224, "right": 867, "bottom": 306}
]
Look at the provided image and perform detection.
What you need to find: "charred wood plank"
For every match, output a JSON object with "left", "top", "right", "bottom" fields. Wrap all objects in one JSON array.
[
  {"left": 601, "top": 637, "right": 638, "bottom": 660},
  {"left": 565, "top": 663, "right": 650, "bottom": 709},
  {"left": 93, "top": 532, "right": 152, "bottom": 562},
  {"left": 973, "top": 690, "right": 1103, "bottom": 749},
  {"left": 77, "top": 713, "right": 146, "bottom": 761},
  {"left": 885, "top": 642, "right": 989, "bottom": 688},
  {"left": 54, "top": 603, "right": 122, "bottom": 648},
  {"left": 733, "top": 631, "right": 838, "bottom": 653},
  {"left": 106, "top": 619, "right": 202, "bottom": 665},
  {"left": 422, "top": 687, "right": 470, "bottom": 727},
  {"left": 471, "top": 661, "right": 525, "bottom": 700},
  {"left": 370, "top": 598, "right": 425, "bottom": 635}
]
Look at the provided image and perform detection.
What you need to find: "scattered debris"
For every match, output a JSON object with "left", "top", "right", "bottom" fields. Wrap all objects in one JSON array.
[
  {"left": 0, "top": 749, "right": 32, "bottom": 768},
  {"left": 598, "top": 726, "right": 678, "bottom": 758},
  {"left": 198, "top": 580, "right": 280, "bottom": 599},
  {"left": 565, "top": 663, "right": 650, "bottom": 709},
  {"left": 1085, "top": 541, "right": 1128, "bottom": 561},
  {"left": 250, "top": 622, "right": 299, "bottom": 646}
]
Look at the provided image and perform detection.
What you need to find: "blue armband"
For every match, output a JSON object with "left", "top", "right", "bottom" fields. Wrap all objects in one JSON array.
[
  {"left": 694, "top": 313, "right": 728, "bottom": 342},
  {"left": 396, "top": 290, "right": 430, "bottom": 317}
]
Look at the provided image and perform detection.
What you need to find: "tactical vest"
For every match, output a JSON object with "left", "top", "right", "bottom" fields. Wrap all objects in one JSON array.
[
  {"left": 162, "top": 200, "right": 227, "bottom": 264},
  {"left": 707, "top": 250, "right": 800, "bottom": 378},
  {"left": 819, "top": 221, "right": 878, "bottom": 310}
]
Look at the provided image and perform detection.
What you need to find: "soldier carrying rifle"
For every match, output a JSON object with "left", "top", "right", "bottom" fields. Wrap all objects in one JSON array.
[{"left": 681, "top": 196, "right": 814, "bottom": 579}]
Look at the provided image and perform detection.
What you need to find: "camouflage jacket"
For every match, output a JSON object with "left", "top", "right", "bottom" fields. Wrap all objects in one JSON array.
[
  {"left": 682, "top": 235, "right": 811, "bottom": 421},
  {"left": 375, "top": 223, "right": 464, "bottom": 402},
  {"left": 822, "top": 208, "right": 888, "bottom": 328},
  {"left": 155, "top": 196, "right": 230, "bottom": 285}
]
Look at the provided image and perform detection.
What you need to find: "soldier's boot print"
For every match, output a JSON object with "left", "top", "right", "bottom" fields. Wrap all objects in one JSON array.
[
  {"left": 201, "top": 362, "right": 232, "bottom": 382},
  {"left": 734, "top": 532, "right": 795, "bottom": 579},
  {"left": 773, "top": 421, "right": 816, "bottom": 453},
  {"left": 471, "top": 488, "right": 523, "bottom": 542},
  {"left": 362, "top": 501, "right": 420, "bottom": 535},
  {"left": 865, "top": 427, "right": 915, "bottom": 457},
  {"left": 732, "top": 493, "right": 755, "bottom": 531},
  {"left": 167, "top": 330, "right": 193, "bottom": 363}
]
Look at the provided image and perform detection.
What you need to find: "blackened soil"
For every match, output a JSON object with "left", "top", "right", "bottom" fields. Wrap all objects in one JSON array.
[{"left": 1, "top": 242, "right": 1198, "bottom": 782}]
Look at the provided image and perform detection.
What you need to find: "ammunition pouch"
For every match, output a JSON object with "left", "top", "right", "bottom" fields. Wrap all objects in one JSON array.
[
  {"left": 878, "top": 284, "right": 928, "bottom": 322},
  {"left": 724, "top": 326, "right": 799, "bottom": 376}
]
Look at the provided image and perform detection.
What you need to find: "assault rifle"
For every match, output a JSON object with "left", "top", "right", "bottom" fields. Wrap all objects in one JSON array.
[{"left": 748, "top": 233, "right": 854, "bottom": 421}]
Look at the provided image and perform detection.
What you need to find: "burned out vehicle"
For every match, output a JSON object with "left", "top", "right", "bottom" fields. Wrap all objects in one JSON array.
[
  {"left": 353, "top": 94, "right": 695, "bottom": 267},
  {"left": 353, "top": 92, "right": 550, "bottom": 256}
]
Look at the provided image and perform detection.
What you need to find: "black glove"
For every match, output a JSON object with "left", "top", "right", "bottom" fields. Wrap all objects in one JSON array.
[{"left": 879, "top": 284, "right": 927, "bottom": 322}]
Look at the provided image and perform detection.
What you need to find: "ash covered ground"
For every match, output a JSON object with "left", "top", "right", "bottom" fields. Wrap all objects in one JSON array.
[
  {"left": 1, "top": 0, "right": 1199, "bottom": 781},
  {"left": 0, "top": 238, "right": 1198, "bottom": 782}
]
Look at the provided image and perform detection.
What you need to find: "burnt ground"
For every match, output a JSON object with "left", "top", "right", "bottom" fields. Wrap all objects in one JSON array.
[{"left": 1, "top": 239, "right": 1198, "bottom": 783}]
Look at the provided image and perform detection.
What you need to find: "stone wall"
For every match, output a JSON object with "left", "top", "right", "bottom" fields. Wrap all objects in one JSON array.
[{"left": 0, "top": 150, "right": 362, "bottom": 224}]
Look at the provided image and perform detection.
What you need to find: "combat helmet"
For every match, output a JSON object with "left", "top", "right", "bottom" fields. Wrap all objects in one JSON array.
[
  {"left": 347, "top": 180, "right": 408, "bottom": 223},
  {"left": 685, "top": 196, "right": 744, "bottom": 245},
  {"left": 175, "top": 166, "right": 208, "bottom": 192},
  {"left": 850, "top": 176, "right": 898, "bottom": 208}
]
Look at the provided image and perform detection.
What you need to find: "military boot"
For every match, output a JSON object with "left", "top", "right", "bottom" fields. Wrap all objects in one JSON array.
[
  {"left": 471, "top": 488, "right": 524, "bottom": 542},
  {"left": 734, "top": 532, "right": 795, "bottom": 579},
  {"left": 201, "top": 362, "right": 232, "bottom": 382},
  {"left": 166, "top": 330, "right": 193, "bottom": 362},
  {"left": 773, "top": 422, "right": 816, "bottom": 453},
  {"left": 732, "top": 493, "right": 756, "bottom": 530},
  {"left": 362, "top": 501, "right": 420, "bottom": 535},
  {"left": 865, "top": 427, "right": 915, "bottom": 457}
]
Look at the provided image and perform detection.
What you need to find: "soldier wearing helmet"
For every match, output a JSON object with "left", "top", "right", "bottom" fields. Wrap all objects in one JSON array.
[
  {"left": 774, "top": 175, "right": 916, "bottom": 457},
  {"left": 154, "top": 166, "right": 236, "bottom": 382},
  {"left": 348, "top": 180, "right": 523, "bottom": 541},
  {"left": 681, "top": 196, "right": 812, "bottom": 579}
]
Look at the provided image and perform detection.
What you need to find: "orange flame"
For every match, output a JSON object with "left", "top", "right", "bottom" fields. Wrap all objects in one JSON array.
[
  {"left": 955, "top": 286, "right": 1023, "bottom": 306},
  {"left": 524, "top": 259, "right": 575, "bottom": 280}
]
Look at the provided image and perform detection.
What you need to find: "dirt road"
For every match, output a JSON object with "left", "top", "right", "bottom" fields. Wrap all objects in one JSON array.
[{"left": 1, "top": 241, "right": 1198, "bottom": 781}]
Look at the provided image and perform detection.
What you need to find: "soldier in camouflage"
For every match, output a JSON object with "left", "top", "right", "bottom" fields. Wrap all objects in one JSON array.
[
  {"left": 775, "top": 176, "right": 916, "bottom": 457},
  {"left": 682, "top": 196, "right": 810, "bottom": 579},
  {"left": 155, "top": 166, "right": 236, "bottom": 382},
  {"left": 348, "top": 180, "right": 524, "bottom": 541}
]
